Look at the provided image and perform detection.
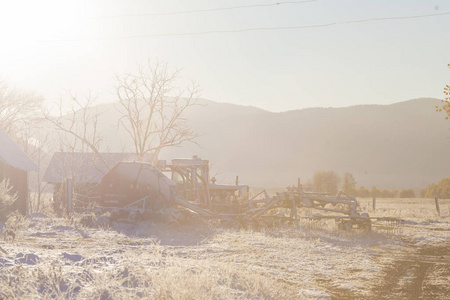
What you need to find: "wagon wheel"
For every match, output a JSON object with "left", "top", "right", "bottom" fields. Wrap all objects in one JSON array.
[
  {"left": 167, "top": 219, "right": 179, "bottom": 228},
  {"left": 338, "top": 221, "right": 351, "bottom": 231},
  {"left": 362, "top": 221, "right": 372, "bottom": 232}
]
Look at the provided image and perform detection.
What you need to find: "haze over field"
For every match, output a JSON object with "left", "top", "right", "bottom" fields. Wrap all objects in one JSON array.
[
  {"left": 1, "top": 3, "right": 450, "bottom": 299},
  {"left": 0, "top": 0, "right": 449, "bottom": 191},
  {"left": 65, "top": 97, "right": 449, "bottom": 189},
  {"left": 1, "top": 0, "right": 450, "bottom": 112}
]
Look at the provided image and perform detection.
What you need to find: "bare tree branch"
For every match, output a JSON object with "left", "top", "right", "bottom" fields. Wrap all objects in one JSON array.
[
  {"left": 42, "top": 92, "right": 109, "bottom": 170},
  {"left": 116, "top": 61, "right": 200, "bottom": 165},
  {"left": 0, "top": 80, "right": 43, "bottom": 137}
]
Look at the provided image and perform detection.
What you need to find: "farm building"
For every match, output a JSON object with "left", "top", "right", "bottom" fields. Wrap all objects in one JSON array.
[
  {"left": 43, "top": 152, "right": 152, "bottom": 210},
  {"left": 0, "top": 127, "right": 38, "bottom": 214},
  {"left": 100, "top": 161, "right": 176, "bottom": 211}
]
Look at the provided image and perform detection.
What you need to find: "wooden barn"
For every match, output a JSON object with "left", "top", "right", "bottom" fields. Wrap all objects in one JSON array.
[
  {"left": 0, "top": 127, "right": 38, "bottom": 215},
  {"left": 43, "top": 152, "right": 151, "bottom": 210}
]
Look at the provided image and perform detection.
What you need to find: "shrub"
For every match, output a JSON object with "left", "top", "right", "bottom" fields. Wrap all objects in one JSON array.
[
  {"left": 5, "top": 210, "right": 29, "bottom": 231},
  {"left": 399, "top": 189, "right": 416, "bottom": 198},
  {"left": 424, "top": 178, "right": 450, "bottom": 198},
  {"left": 341, "top": 173, "right": 357, "bottom": 194},
  {"left": 0, "top": 179, "right": 18, "bottom": 222},
  {"left": 312, "top": 170, "right": 341, "bottom": 195},
  {"left": 355, "top": 185, "right": 370, "bottom": 197},
  {"left": 352, "top": 185, "right": 397, "bottom": 198},
  {"left": 419, "top": 188, "right": 427, "bottom": 198},
  {"left": 380, "top": 189, "right": 397, "bottom": 198},
  {"left": 370, "top": 186, "right": 381, "bottom": 198}
]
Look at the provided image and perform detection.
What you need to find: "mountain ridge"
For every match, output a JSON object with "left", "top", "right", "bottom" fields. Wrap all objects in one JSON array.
[{"left": 66, "top": 97, "right": 450, "bottom": 189}]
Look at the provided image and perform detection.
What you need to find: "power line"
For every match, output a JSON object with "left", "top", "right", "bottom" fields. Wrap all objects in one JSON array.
[
  {"left": 84, "top": 0, "right": 317, "bottom": 19},
  {"left": 47, "top": 11, "right": 450, "bottom": 42}
]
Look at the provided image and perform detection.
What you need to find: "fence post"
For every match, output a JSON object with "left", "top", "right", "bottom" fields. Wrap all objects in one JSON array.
[
  {"left": 372, "top": 197, "right": 376, "bottom": 211},
  {"left": 292, "top": 196, "right": 298, "bottom": 226},
  {"left": 66, "top": 178, "right": 73, "bottom": 216},
  {"left": 435, "top": 197, "right": 440, "bottom": 216}
]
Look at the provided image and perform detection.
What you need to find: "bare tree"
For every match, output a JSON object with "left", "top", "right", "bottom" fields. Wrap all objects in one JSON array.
[
  {"left": 42, "top": 93, "right": 109, "bottom": 214},
  {"left": 0, "top": 80, "right": 43, "bottom": 137},
  {"left": 116, "top": 61, "right": 200, "bottom": 165},
  {"left": 0, "top": 81, "right": 45, "bottom": 213},
  {"left": 312, "top": 170, "right": 341, "bottom": 195},
  {"left": 341, "top": 172, "right": 357, "bottom": 195},
  {"left": 42, "top": 92, "right": 108, "bottom": 169},
  {"left": 19, "top": 121, "right": 52, "bottom": 213}
]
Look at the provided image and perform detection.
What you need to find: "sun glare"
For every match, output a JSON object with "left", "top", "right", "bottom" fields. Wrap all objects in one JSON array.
[
  {"left": 0, "top": 0, "right": 96, "bottom": 84},
  {"left": 0, "top": 1, "right": 90, "bottom": 48}
]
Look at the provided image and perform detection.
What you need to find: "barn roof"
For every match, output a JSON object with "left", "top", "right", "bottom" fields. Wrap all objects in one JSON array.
[
  {"left": 104, "top": 161, "right": 174, "bottom": 184},
  {"left": 43, "top": 152, "right": 152, "bottom": 184},
  {"left": 0, "top": 127, "right": 38, "bottom": 171}
]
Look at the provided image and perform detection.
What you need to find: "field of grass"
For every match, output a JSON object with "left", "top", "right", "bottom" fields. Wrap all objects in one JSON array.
[
  {"left": 357, "top": 197, "right": 450, "bottom": 220},
  {"left": 0, "top": 198, "right": 449, "bottom": 299}
]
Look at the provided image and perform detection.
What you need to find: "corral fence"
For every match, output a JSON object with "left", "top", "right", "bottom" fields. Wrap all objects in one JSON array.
[{"left": 357, "top": 197, "right": 450, "bottom": 218}]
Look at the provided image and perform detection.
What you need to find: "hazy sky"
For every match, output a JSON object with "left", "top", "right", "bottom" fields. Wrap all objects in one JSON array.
[{"left": 1, "top": 0, "right": 449, "bottom": 112}]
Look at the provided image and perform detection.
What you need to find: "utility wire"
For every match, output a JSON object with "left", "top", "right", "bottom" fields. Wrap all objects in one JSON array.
[
  {"left": 84, "top": 0, "right": 317, "bottom": 19},
  {"left": 46, "top": 11, "right": 450, "bottom": 42}
]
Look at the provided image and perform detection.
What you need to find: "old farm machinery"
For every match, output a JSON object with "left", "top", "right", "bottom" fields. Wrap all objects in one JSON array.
[
  {"left": 98, "top": 156, "right": 401, "bottom": 231},
  {"left": 100, "top": 156, "right": 248, "bottom": 217}
]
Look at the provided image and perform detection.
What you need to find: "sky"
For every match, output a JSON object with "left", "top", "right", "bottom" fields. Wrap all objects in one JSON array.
[{"left": 1, "top": 0, "right": 449, "bottom": 112}]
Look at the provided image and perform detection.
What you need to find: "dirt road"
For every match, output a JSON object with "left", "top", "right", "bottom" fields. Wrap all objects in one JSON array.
[{"left": 371, "top": 242, "right": 450, "bottom": 300}]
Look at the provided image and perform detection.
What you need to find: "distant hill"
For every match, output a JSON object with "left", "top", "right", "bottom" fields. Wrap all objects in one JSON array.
[{"left": 64, "top": 98, "right": 450, "bottom": 189}]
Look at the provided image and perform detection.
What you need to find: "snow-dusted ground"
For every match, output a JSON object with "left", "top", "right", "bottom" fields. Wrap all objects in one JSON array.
[{"left": 0, "top": 205, "right": 449, "bottom": 299}]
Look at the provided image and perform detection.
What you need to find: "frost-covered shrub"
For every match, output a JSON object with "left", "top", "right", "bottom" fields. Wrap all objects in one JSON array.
[
  {"left": 6, "top": 210, "right": 29, "bottom": 231},
  {"left": 0, "top": 179, "right": 17, "bottom": 222},
  {"left": 424, "top": 178, "right": 450, "bottom": 198}
]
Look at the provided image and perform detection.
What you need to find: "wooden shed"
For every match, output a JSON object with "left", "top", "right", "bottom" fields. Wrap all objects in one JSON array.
[
  {"left": 43, "top": 152, "right": 152, "bottom": 210},
  {"left": 0, "top": 127, "right": 38, "bottom": 214}
]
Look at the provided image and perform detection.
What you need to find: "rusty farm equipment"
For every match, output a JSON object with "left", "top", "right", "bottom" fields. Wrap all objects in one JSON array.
[
  {"left": 99, "top": 156, "right": 248, "bottom": 215},
  {"left": 97, "top": 156, "right": 402, "bottom": 231}
]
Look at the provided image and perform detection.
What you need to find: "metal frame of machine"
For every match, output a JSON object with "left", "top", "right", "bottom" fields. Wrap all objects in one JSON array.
[{"left": 96, "top": 156, "right": 402, "bottom": 231}]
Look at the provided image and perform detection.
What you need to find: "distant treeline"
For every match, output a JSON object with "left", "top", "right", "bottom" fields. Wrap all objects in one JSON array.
[
  {"left": 351, "top": 186, "right": 400, "bottom": 198},
  {"left": 421, "top": 178, "right": 450, "bottom": 199},
  {"left": 309, "top": 171, "right": 449, "bottom": 198}
]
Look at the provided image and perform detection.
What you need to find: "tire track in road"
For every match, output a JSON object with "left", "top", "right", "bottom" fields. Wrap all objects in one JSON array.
[{"left": 372, "top": 242, "right": 450, "bottom": 300}]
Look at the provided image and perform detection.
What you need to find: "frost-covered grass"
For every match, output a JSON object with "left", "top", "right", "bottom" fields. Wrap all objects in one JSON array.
[
  {"left": 357, "top": 197, "right": 450, "bottom": 245},
  {"left": 0, "top": 215, "right": 395, "bottom": 299},
  {"left": 0, "top": 200, "right": 449, "bottom": 299},
  {"left": 357, "top": 197, "right": 450, "bottom": 220}
]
